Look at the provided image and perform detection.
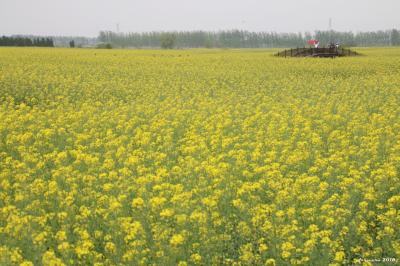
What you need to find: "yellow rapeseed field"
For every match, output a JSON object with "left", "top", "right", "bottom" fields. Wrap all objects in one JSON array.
[{"left": 0, "top": 47, "right": 399, "bottom": 265}]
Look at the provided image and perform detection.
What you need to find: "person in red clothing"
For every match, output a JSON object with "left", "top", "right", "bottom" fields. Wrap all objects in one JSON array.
[{"left": 307, "top": 39, "right": 319, "bottom": 48}]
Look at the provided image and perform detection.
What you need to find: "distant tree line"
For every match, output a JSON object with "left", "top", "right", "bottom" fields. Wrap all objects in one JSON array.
[
  {"left": 314, "top": 29, "right": 400, "bottom": 47},
  {"left": 99, "top": 29, "right": 400, "bottom": 48},
  {"left": 2, "top": 30, "right": 399, "bottom": 49},
  {"left": 0, "top": 35, "right": 98, "bottom": 47},
  {"left": 0, "top": 36, "right": 54, "bottom": 47},
  {"left": 51, "top": 36, "right": 97, "bottom": 47}
]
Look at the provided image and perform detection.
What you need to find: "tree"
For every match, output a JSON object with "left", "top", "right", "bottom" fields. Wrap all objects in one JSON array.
[
  {"left": 95, "top": 30, "right": 399, "bottom": 49},
  {"left": 69, "top": 40, "right": 75, "bottom": 48},
  {"left": 96, "top": 43, "right": 112, "bottom": 49},
  {"left": 160, "top": 33, "right": 176, "bottom": 49},
  {"left": 391, "top": 29, "right": 400, "bottom": 46},
  {"left": 47, "top": 38, "right": 55, "bottom": 47}
]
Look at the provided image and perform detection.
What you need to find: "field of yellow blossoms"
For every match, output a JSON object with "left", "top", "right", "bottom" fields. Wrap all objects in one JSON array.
[{"left": 0, "top": 47, "right": 400, "bottom": 265}]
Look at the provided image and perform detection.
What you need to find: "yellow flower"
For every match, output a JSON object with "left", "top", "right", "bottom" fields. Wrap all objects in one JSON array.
[
  {"left": 33, "top": 232, "right": 47, "bottom": 245},
  {"left": 190, "top": 253, "right": 202, "bottom": 264},
  {"left": 265, "top": 258, "right": 276, "bottom": 265},
  {"left": 105, "top": 242, "right": 116, "bottom": 254},
  {"left": 75, "top": 240, "right": 94, "bottom": 258},
  {"left": 150, "top": 196, "right": 167, "bottom": 209},
  {"left": 57, "top": 242, "right": 70, "bottom": 252},
  {"left": 259, "top": 243, "right": 268, "bottom": 253},
  {"left": 281, "top": 251, "right": 291, "bottom": 259},
  {"left": 334, "top": 251, "right": 346, "bottom": 262},
  {"left": 42, "top": 250, "right": 65, "bottom": 266},
  {"left": 56, "top": 231, "right": 67, "bottom": 242},
  {"left": 1, "top": 46, "right": 400, "bottom": 266},
  {"left": 20, "top": 261, "right": 34, "bottom": 266},
  {"left": 160, "top": 208, "right": 175, "bottom": 218},
  {"left": 170, "top": 234, "right": 185, "bottom": 247},
  {"left": 131, "top": 197, "right": 145, "bottom": 208}
]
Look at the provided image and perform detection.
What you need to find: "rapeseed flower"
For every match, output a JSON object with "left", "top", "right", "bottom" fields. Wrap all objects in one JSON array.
[{"left": 0, "top": 47, "right": 399, "bottom": 265}]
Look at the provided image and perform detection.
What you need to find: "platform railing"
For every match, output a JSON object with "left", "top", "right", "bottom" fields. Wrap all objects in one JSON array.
[{"left": 275, "top": 47, "right": 360, "bottom": 57}]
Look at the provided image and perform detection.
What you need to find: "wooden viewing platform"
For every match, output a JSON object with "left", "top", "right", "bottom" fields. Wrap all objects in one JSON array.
[{"left": 275, "top": 47, "right": 360, "bottom": 58}]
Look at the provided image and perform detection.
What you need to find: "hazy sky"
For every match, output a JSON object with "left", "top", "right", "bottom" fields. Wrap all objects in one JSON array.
[{"left": 0, "top": 0, "right": 399, "bottom": 37}]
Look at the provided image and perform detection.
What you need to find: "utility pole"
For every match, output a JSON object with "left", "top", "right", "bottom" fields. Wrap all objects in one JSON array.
[{"left": 329, "top": 18, "right": 332, "bottom": 43}]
